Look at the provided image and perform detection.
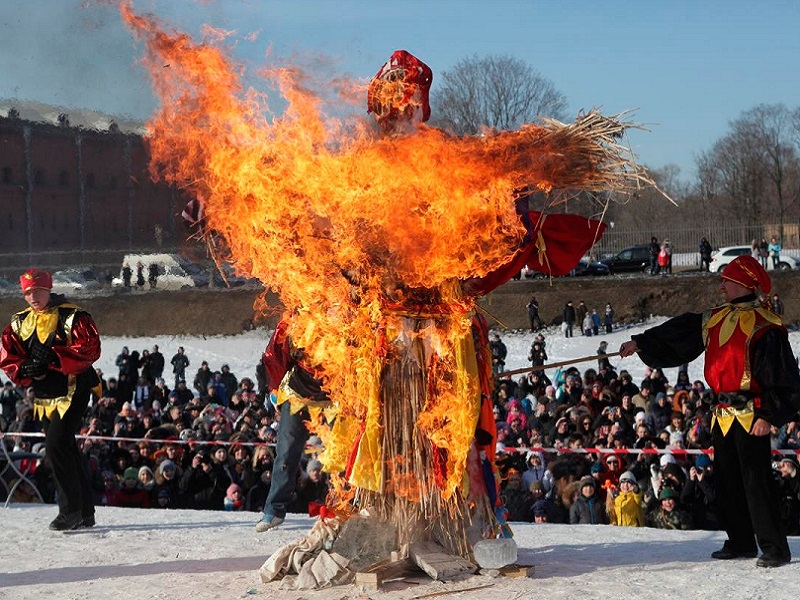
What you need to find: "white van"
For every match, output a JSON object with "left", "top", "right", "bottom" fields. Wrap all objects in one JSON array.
[{"left": 114, "top": 254, "right": 210, "bottom": 290}]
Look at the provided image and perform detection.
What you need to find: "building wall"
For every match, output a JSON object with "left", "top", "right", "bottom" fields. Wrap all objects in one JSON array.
[{"left": 0, "top": 116, "right": 190, "bottom": 272}]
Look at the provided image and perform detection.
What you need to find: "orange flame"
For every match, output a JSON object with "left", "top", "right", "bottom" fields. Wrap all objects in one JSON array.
[{"left": 121, "top": 2, "right": 642, "bottom": 498}]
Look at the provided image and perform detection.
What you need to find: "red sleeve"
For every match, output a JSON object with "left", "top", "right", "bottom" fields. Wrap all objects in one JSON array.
[
  {"left": 466, "top": 211, "right": 606, "bottom": 296},
  {"left": 53, "top": 312, "right": 101, "bottom": 375},
  {"left": 262, "top": 319, "right": 292, "bottom": 393},
  {"left": 0, "top": 324, "right": 30, "bottom": 385}
]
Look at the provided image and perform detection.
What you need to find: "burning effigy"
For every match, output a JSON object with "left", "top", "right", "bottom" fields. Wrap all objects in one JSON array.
[{"left": 122, "top": 1, "right": 653, "bottom": 589}]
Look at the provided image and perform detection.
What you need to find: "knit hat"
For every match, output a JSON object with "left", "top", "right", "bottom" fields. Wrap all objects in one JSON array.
[
  {"left": 532, "top": 499, "right": 549, "bottom": 517},
  {"left": 660, "top": 454, "right": 676, "bottom": 466},
  {"left": 307, "top": 459, "right": 323, "bottom": 473},
  {"left": 589, "top": 462, "right": 602, "bottom": 474},
  {"left": 579, "top": 475, "right": 597, "bottom": 490},
  {"left": 619, "top": 471, "right": 637, "bottom": 485},
  {"left": 160, "top": 459, "right": 177, "bottom": 472},
  {"left": 695, "top": 455, "right": 712, "bottom": 469},
  {"left": 226, "top": 483, "right": 242, "bottom": 498},
  {"left": 529, "top": 481, "right": 545, "bottom": 493},
  {"left": 721, "top": 254, "right": 771, "bottom": 294},
  {"left": 659, "top": 487, "right": 678, "bottom": 501},
  {"left": 123, "top": 467, "right": 139, "bottom": 481},
  {"left": 634, "top": 411, "right": 647, "bottom": 423},
  {"left": 669, "top": 431, "right": 685, "bottom": 445}
]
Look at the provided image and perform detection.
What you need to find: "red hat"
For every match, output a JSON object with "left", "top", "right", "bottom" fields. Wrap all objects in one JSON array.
[
  {"left": 721, "top": 255, "right": 771, "bottom": 295},
  {"left": 367, "top": 50, "right": 432, "bottom": 126},
  {"left": 19, "top": 268, "right": 52, "bottom": 293}
]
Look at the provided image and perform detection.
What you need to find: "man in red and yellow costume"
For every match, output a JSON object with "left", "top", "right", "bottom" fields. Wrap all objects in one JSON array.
[
  {"left": 0, "top": 269, "right": 101, "bottom": 531},
  {"left": 620, "top": 255, "right": 800, "bottom": 567}
]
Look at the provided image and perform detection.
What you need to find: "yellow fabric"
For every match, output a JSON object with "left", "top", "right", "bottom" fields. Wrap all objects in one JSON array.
[
  {"left": 613, "top": 491, "right": 645, "bottom": 527},
  {"left": 33, "top": 374, "right": 77, "bottom": 420},
  {"left": 347, "top": 352, "right": 384, "bottom": 492},
  {"left": 711, "top": 401, "right": 755, "bottom": 437},
  {"left": 705, "top": 303, "right": 782, "bottom": 348}
]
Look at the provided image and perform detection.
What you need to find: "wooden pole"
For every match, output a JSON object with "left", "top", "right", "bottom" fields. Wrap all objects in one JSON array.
[{"left": 501, "top": 351, "right": 623, "bottom": 378}]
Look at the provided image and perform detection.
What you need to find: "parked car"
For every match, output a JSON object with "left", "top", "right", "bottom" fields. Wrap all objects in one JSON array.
[
  {"left": 50, "top": 269, "right": 104, "bottom": 295},
  {"left": 521, "top": 259, "right": 610, "bottom": 279},
  {"left": 113, "top": 254, "right": 210, "bottom": 290},
  {"left": 601, "top": 245, "right": 651, "bottom": 274},
  {"left": 709, "top": 245, "right": 799, "bottom": 273}
]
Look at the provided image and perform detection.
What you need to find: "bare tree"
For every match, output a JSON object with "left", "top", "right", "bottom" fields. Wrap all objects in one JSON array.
[{"left": 429, "top": 54, "right": 568, "bottom": 135}]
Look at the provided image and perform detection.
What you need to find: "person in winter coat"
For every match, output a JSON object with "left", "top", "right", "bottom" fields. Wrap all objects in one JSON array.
[
  {"left": 521, "top": 450, "right": 552, "bottom": 493},
  {"left": 776, "top": 456, "right": 800, "bottom": 536},
  {"left": 224, "top": 483, "right": 245, "bottom": 511},
  {"left": 604, "top": 303, "right": 614, "bottom": 333},
  {"left": 608, "top": 470, "right": 645, "bottom": 527},
  {"left": 110, "top": 467, "right": 151, "bottom": 508},
  {"left": 646, "top": 487, "right": 693, "bottom": 529},
  {"left": 680, "top": 454, "right": 719, "bottom": 530},
  {"left": 562, "top": 301, "right": 576, "bottom": 338},
  {"left": 570, "top": 476, "right": 608, "bottom": 524}
]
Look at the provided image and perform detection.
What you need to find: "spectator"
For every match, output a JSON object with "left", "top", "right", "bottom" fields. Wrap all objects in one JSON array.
[
  {"left": 608, "top": 470, "right": 645, "bottom": 526},
  {"left": 681, "top": 454, "right": 718, "bottom": 530},
  {"left": 111, "top": 467, "right": 151, "bottom": 508},
  {"left": 149, "top": 345, "right": 165, "bottom": 381},
  {"left": 591, "top": 309, "right": 601, "bottom": 336},
  {"left": 193, "top": 361, "right": 213, "bottom": 397},
  {"left": 649, "top": 236, "right": 660, "bottom": 275},
  {"left": 771, "top": 293, "right": 784, "bottom": 316},
  {"left": 136, "top": 262, "right": 145, "bottom": 288},
  {"left": 646, "top": 487, "right": 692, "bottom": 529},
  {"left": 777, "top": 456, "right": 800, "bottom": 536},
  {"left": 562, "top": 301, "right": 576, "bottom": 338},
  {"left": 171, "top": 347, "right": 190, "bottom": 388},
  {"left": 489, "top": 333, "right": 507, "bottom": 374},
  {"left": 768, "top": 236, "right": 782, "bottom": 269},
  {"left": 526, "top": 296, "right": 542, "bottom": 332},
  {"left": 604, "top": 303, "right": 614, "bottom": 334},
  {"left": 576, "top": 301, "right": 588, "bottom": 335},
  {"left": 122, "top": 263, "right": 132, "bottom": 288},
  {"left": 148, "top": 263, "right": 159, "bottom": 289},
  {"left": 758, "top": 237, "right": 769, "bottom": 268},
  {"left": 570, "top": 476, "right": 608, "bottom": 524},
  {"left": 224, "top": 483, "right": 245, "bottom": 511},
  {"left": 699, "top": 237, "right": 713, "bottom": 271}
]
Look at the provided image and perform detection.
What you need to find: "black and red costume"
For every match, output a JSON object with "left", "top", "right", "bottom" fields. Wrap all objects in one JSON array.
[
  {"left": 0, "top": 291, "right": 101, "bottom": 527},
  {"left": 631, "top": 295, "right": 800, "bottom": 563}
]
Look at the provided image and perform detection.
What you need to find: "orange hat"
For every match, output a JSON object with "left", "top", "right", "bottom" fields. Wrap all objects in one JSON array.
[
  {"left": 721, "top": 255, "right": 771, "bottom": 295},
  {"left": 19, "top": 268, "right": 52, "bottom": 293}
]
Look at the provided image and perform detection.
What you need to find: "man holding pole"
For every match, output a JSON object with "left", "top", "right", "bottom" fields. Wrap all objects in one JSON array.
[{"left": 620, "top": 255, "right": 800, "bottom": 568}]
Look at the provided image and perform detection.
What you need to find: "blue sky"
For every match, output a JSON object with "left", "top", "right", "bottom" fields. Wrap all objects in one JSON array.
[{"left": 1, "top": 0, "right": 798, "bottom": 181}]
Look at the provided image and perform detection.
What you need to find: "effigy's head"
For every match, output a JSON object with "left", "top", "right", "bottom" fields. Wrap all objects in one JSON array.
[{"left": 367, "top": 50, "right": 432, "bottom": 133}]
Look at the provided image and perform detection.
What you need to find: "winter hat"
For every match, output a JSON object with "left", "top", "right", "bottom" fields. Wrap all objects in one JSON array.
[
  {"left": 138, "top": 466, "right": 154, "bottom": 479},
  {"left": 579, "top": 475, "right": 597, "bottom": 490},
  {"left": 669, "top": 431, "right": 685, "bottom": 445},
  {"left": 780, "top": 456, "right": 799, "bottom": 469},
  {"left": 160, "top": 460, "right": 177, "bottom": 473},
  {"left": 307, "top": 459, "right": 323, "bottom": 473},
  {"left": 634, "top": 411, "right": 647, "bottom": 423},
  {"left": 655, "top": 392, "right": 667, "bottom": 402},
  {"left": 226, "top": 483, "right": 242, "bottom": 498},
  {"left": 619, "top": 471, "right": 637, "bottom": 485},
  {"left": 661, "top": 463, "right": 685, "bottom": 482},
  {"left": 659, "top": 487, "right": 679, "bottom": 501},
  {"left": 157, "top": 488, "right": 172, "bottom": 501},
  {"left": 589, "top": 463, "right": 602, "bottom": 474},
  {"left": 529, "top": 481, "right": 545, "bottom": 493},
  {"left": 660, "top": 454, "right": 676, "bottom": 467},
  {"left": 545, "top": 385, "right": 555, "bottom": 395},
  {"left": 695, "top": 455, "right": 712, "bottom": 469},
  {"left": 532, "top": 500, "right": 549, "bottom": 517},
  {"left": 123, "top": 467, "right": 139, "bottom": 481}
]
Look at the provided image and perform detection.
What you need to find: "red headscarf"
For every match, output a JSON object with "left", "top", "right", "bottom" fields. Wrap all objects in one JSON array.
[
  {"left": 721, "top": 255, "right": 771, "bottom": 295},
  {"left": 367, "top": 50, "right": 432, "bottom": 126},
  {"left": 19, "top": 268, "right": 52, "bottom": 293}
]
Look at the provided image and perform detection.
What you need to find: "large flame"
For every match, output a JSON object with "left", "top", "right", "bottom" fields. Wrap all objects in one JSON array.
[{"left": 121, "top": 2, "right": 645, "bottom": 498}]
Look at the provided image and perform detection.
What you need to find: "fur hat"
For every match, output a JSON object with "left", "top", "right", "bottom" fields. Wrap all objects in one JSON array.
[{"left": 579, "top": 475, "right": 597, "bottom": 490}]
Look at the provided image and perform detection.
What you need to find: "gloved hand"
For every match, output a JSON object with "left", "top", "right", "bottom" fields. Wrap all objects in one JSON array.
[
  {"left": 30, "top": 344, "right": 57, "bottom": 365},
  {"left": 20, "top": 360, "right": 48, "bottom": 379}
]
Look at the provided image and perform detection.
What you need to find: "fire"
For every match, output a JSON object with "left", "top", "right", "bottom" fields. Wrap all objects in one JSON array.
[{"left": 120, "top": 2, "right": 646, "bottom": 501}]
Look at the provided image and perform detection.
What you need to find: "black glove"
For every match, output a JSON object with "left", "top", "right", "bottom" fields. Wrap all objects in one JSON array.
[
  {"left": 20, "top": 360, "right": 48, "bottom": 379},
  {"left": 30, "top": 344, "right": 57, "bottom": 364}
]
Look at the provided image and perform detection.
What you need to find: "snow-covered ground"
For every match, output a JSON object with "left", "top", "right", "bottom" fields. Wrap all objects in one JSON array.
[
  {"left": 2, "top": 504, "right": 799, "bottom": 600},
  {"left": 4, "top": 320, "right": 800, "bottom": 599}
]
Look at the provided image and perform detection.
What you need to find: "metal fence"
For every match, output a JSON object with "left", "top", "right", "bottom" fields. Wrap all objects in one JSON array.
[{"left": 591, "top": 220, "right": 800, "bottom": 263}]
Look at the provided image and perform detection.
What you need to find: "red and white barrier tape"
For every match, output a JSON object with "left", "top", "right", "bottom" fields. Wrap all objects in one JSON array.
[{"left": 3, "top": 431, "right": 800, "bottom": 458}]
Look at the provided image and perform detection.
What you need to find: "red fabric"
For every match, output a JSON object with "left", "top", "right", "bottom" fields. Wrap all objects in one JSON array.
[
  {"left": 368, "top": 50, "right": 433, "bottom": 124},
  {"left": 467, "top": 211, "right": 606, "bottom": 296},
  {"left": 0, "top": 309, "right": 100, "bottom": 386},
  {"left": 721, "top": 255, "right": 771, "bottom": 295},
  {"left": 19, "top": 269, "right": 52, "bottom": 293},
  {"left": 262, "top": 319, "right": 291, "bottom": 393},
  {"left": 704, "top": 306, "right": 781, "bottom": 395}
]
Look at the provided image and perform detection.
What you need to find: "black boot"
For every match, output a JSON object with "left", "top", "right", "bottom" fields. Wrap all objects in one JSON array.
[
  {"left": 711, "top": 542, "right": 757, "bottom": 560},
  {"left": 81, "top": 513, "right": 96, "bottom": 528},
  {"left": 49, "top": 511, "right": 83, "bottom": 531}
]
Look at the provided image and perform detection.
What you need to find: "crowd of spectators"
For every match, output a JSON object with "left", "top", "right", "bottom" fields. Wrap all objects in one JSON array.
[
  {"left": 3, "top": 333, "right": 799, "bottom": 536},
  {"left": 0, "top": 344, "right": 327, "bottom": 515},
  {"left": 492, "top": 332, "right": 800, "bottom": 534}
]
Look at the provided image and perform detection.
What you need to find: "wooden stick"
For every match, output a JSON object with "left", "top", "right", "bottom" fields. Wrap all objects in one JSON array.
[
  {"left": 501, "top": 351, "right": 623, "bottom": 378},
  {"left": 411, "top": 583, "right": 495, "bottom": 599}
]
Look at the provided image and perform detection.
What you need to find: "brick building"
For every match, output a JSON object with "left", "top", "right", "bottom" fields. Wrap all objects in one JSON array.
[{"left": 0, "top": 111, "right": 193, "bottom": 273}]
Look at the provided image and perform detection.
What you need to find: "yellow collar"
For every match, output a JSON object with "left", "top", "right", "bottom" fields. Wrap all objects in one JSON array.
[{"left": 18, "top": 307, "right": 60, "bottom": 344}]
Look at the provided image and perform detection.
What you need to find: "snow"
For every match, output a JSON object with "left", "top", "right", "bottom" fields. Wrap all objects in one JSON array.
[
  {"left": 2, "top": 504, "right": 799, "bottom": 599},
  {"left": 4, "top": 320, "right": 800, "bottom": 598}
]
